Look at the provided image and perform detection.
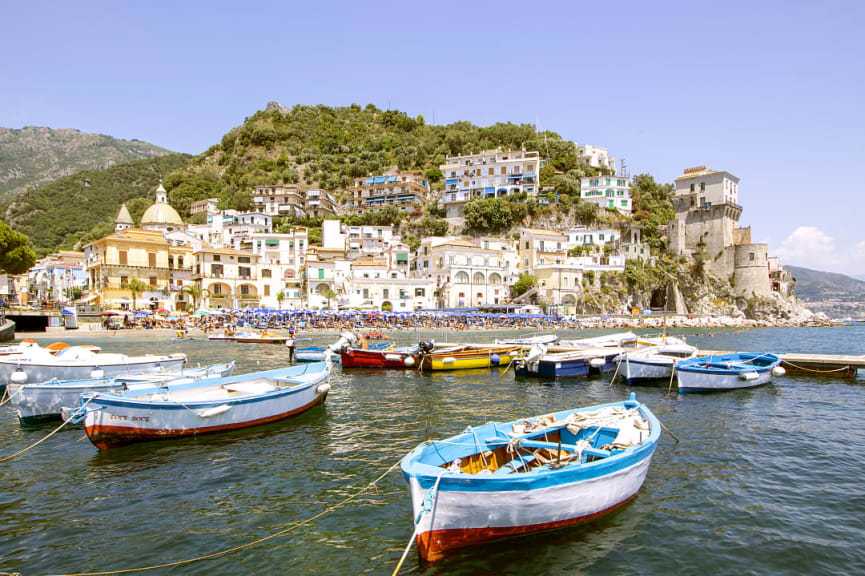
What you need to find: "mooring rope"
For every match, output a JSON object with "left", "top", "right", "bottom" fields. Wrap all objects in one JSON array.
[
  {"left": 39, "top": 458, "right": 404, "bottom": 576},
  {"left": 392, "top": 474, "right": 443, "bottom": 576},
  {"left": 0, "top": 385, "right": 22, "bottom": 408},
  {"left": 0, "top": 397, "right": 96, "bottom": 463},
  {"left": 780, "top": 361, "right": 852, "bottom": 374}
]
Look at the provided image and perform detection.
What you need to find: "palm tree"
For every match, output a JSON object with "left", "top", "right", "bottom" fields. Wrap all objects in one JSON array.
[
  {"left": 276, "top": 290, "right": 286, "bottom": 310},
  {"left": 322, "top": 288, "right": 336, "bottom": 310},
  {"left": 126, "top": 278, "right": 145, "bottom": 311},
  {"left": 181, "top": 284, "right": 207, "bottom": 311}
]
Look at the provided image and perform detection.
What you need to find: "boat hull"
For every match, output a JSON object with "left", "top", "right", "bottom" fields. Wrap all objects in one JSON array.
[
  {"left": 407, "top": 449, "right": 654, "bottom": 562},
  {"left": 340, "top": 348, "right": 411, "bottom": 368},
  {"left": 676, "top": 353, "right": 780, "bottom": 392},
  {"left": 421, "top": 348, "right": 521, "bottom": 371},
  {"left": 677, "top": 368, "right": 773, "bottom": 392},
  {"left": 515, "top": 357, "right": 590, "bottom": 378},
  {"left": 10, "top": 363, "right": 235, "bottom": 423},
  {"left": 82, "top": 369, "right": 330, "bottom": 449},
  {"left": 624, "top": 357, "right": 674, "bottom": 384},
  {"left": 0, "top": 355, "right": 186, "bottom": 386}
]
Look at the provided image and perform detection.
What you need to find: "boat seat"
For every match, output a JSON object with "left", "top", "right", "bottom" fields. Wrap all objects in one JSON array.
[
  {"left": 492, "top": 455, "right": 536, "bottom": 475},
  {"left": 519, "top": 439, "right": 611, "bottom": 459}
]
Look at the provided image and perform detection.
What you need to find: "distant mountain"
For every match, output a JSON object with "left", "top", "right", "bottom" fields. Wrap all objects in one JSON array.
[
  {"left": 786, "top": 265, "right": 865, "bottom": 319},
  {"left": 0, "top": 126, "right": 174, "bottom": 201},
  {"left": 4, "top": 153, "right": 193, "bottom": 256}
]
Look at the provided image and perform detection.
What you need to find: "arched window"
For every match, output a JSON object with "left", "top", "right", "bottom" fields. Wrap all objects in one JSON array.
[
  {"left": 455, "top": 271, "right": 469, "bottom": 284},
  {"left": 488, "top": 273, "right": 502, "bottom": 285},
  {"left": 473, "top": 272, "right": 485, "bottom": 285}
]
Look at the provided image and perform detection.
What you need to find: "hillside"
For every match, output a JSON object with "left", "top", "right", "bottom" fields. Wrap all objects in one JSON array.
[
  {"left": 161, "top": 101, "right": 611, "bottom": 217},
  {"left": 0, "top": 126, "right": 174, "bottom": 201},
  {"left": 4, "top": 153, "right": 192, "bottom": 256},
  {"left": 785, "top": 265, "right": 865, "bottom": 319}
]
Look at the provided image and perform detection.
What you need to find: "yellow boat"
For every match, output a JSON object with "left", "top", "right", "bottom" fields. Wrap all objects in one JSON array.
[{"left": 419, "top": 346, "right": 523, "bottom": 371}]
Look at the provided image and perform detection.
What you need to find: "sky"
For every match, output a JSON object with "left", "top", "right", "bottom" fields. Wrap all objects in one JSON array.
[{"left": 3, "top": 0, "right": 864, "bottom": 275}]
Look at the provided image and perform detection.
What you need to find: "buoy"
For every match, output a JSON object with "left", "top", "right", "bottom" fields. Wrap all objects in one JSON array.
[
  {"left": 385, "top": 354, "right": 402, "bottom": 362},
  {"left": 198, "top": 404, "right": 231, "bottom": 418},
  {"left": 316, "top": 383, "right": 331, "bottom": 394},
  {"left": 443, "top": 357, "right": 456, "bottom": 364},
  {"left": 490, "top": 354, "right": 501, "bottom": 365},
  {"left": 772, "top": 366, "right": 786, "bottom": 377},
  {"left": 590, "top": 358, "right": 606, "bottom": 368},
  {"left": 740, "top": 371, "right": 759, "bottom": 381},
  {"left": 10, "top": 368, "right": 27, "bottom": 384},
  {"left": 404, "top": 356, "right": 415, "bottom": 367},
  {"left": 90, "top": 368, "right": 105, "bottom": 379}
]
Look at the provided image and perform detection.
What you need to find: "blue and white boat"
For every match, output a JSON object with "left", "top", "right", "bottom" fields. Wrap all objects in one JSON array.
[
  {"left": 78, "top": 361, "right": 332, "bottom": 449},
  {"left": 8, "top": 362, "right": 236, "bottom": 423},
  {"left": 496, "top": 333, "right": 559, "bottom": 346},
  {"left": 400, "top": 393, "right": 660, "bottom": 562},
  {"left": 620, "top": 343, "right": 698, "bottom": 384},
  {"left": 676, "top": 352, "right": 784, "bottom": 393},
  {"left": 515, "top": 345, "right": 624, "bottom": 378}
]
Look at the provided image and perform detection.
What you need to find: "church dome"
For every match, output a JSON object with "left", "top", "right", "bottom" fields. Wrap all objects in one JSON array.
[{"left": 141, "top": 202, "right": 184, "bottom": 226}]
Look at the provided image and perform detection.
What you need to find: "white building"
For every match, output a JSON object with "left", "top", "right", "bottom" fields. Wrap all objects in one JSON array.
[
  {"left": 565, "top": 226, "right": 621, "bottom": 249},
  {"left": 581, "top": 176, "right": 632, "bottom": 213},
  {"left": 194, "top": 247, "right": 263, "bottom": 309},
  {"left": 28, "top": 251, "right": 88, "bottom": 305},
  {"left": 345, "top": 173, "right": 431, "bottom": 215},
  {"left": 415, "top": 237, "right": 512, "bottom": 308},
  {"left": 187, "top": 210, "right": 272, "bottom": 250},
  {"left": 249, "top": 227, "right": 308, "bottom": 309},
  {"left": 345, "top": 225, "right": 399, "bottom": 258},
  {"left": 440, "top": 149, "right": 541, "bottom": 218},
  {"left": 253, "top": 185, "right": 338, "bottom": 218},
  {"left": 577, "top": 144, "right": 616, "bottom": 171}
]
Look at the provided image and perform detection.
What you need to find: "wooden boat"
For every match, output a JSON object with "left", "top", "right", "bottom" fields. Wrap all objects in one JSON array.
[
  {"left": 400, "top": 393, "right": 660, "bottom": 562},
  {"left": 418, "top": 345, "right": 522, "bottom": 371},
  {"left": 340, "top": 346, "right": 418, "bottom": 369},
  {"left": 515, "top": 345, "right": 625, "bottom": 378},
  {"left": 0, "top": 319, "right": 14, "bottom": 343},
  {"left": 620, "top": 343, "right": 698, "bottom": 384},
  {"left": 0, "top": 346, "right": 186, "bottom": 387},
  {"left": 208, "top": 331, "right": 289, "bottom": 344},
  {"left": 676, "top": 352, "right": 783, "bottom": 393},
  {"left": 559, "top": 331, "right": 638, "bottom": 348},
  {"left": 8, "top": 362, "right": 236, "bottom": 423},
  {"left": 495, "top": 333, "right": 559, "bottom": 346},
  {"left": 76, "top": 361, "right": 332, "bottom": 449},
  {"left": 296, "top": 342, "right": 392, "bottom": 363}
]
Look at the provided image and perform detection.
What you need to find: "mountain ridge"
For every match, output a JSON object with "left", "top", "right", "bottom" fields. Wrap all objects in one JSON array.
[{"left": 0, "top": 126, "right": 174, "bottom": 200}]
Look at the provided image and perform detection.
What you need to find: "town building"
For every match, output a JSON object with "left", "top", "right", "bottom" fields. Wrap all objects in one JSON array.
[
  {"left": 187, "top": 211, "right": 272, "bottom": 250},
  {"left": 414, "top": 237, "right": 512, "bottom": 308},
  {"left": 440, "top": 149, "right": 541, "bottom": 218},
  {"left": 580, "top": 176, "right": 632, "bottom": 213},
  {"left": 305, "top": 255, "right": 353, "bottom": 309},
  {"left": 344, "top": 173, "right": 430, "bottom": 215},
  {"left": 140, "top": 183, "right": 186, "bottom": 233},
  {"left": 344, "top": 225, "right": 399, "bottom": 259},
  {"left": 249, "top": 227, "right": 309, "bottom": 309},
  {"left": 518, "top": 229, "right": 568, "bottom": 271},
  {"left": 193, "top": 247, "right": 262, "bottom": 309},
  {"left": 28, "top": 251, "right": 87, "bottom": 306},
  {"left": 577, "top": 144, "right": 617, "bottom": 172},
  {"left": 190, "top": 198, "right": 220, "bottom": 215},
  {"left": 252, "top": 185, "right": 338, "bottom": 218}
]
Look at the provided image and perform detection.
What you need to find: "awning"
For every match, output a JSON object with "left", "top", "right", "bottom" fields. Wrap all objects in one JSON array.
[
  {"left": 386, "top": 176, "right": 397, "bottom": 182},
  {"left": 445, "top": 179, "right": 457, "bottom": 185},
  {"left": 396, "top": 195, "right": 414, "bottom": 200},
  {"left": 508, "top": 174, "right": 523, "bottom": 179},
  {"left": 365, "top": 177, "right": 375, "bottom": 185},
  {"left": 81, "top": 294, "right": 98, "bottom": 303},
  {"left": 265, "top": 239, "right": 279, "bottom": 246},
  {"left": 396, "top": 253, "right": 408, "bottom": 262},
  {"left": 373, "top": 176, "right": 386, "bottom": 184}
]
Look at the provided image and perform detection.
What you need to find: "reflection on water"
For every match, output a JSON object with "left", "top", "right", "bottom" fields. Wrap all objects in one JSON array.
[{"left": 1, "top": 326, "right": 865, "bottom": 574}]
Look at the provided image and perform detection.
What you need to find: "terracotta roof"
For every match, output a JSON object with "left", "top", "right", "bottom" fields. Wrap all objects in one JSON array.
[{"left": 674, "top": 167, "right": 720, "bottom": 181}]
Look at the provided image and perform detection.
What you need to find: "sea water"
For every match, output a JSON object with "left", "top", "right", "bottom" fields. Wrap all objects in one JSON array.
[{"left": 1, "top": 326, "right": 864, "bottom": 575}]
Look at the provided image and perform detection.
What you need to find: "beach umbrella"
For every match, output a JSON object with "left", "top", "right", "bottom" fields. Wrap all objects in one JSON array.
[
  {"left": 156, "top": 308, "right": 170, "bottom": 315},
  {"left": 134, "top": 310, "right": 153, "bottom": 316},
  {"left": 100, "top": 311, "right": 120, "bottom": 316}
]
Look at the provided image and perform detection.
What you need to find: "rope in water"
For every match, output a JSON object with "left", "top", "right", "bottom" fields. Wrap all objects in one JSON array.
[
  {"left": 0, "top": 385, "right": 22, "bottom": 408},
  {"left": 41, "top": 458, "right": 404, "bottom": 576},
  {"left": 780, "top": 361, "right": 852, "bottom": 374},
  {"left": 0, "top": 397, "right": 96, "bottom": 463}
]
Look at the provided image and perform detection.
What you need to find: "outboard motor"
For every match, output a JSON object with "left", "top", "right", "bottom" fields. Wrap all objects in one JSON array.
[
  {"left": 518, "top": 344, "right": 547, "bottom": 373},
  {"left": 328, "top": 331, "right": 358, "bottom": 353},
  {"left": 418, "top": 340, "right": 435, "bottom": 354}
]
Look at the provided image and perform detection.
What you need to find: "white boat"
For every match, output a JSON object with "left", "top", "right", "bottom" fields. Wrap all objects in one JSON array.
[
  {"left": 676, "top": 352, "right": 784, "bottom": 393},
  {"left": 559, "top": 331, "right": 638, "bottom": 348},
  {"left": 620, "top": 343, "right": 698, "bottom": 384},
  {"left": 0, "top": 345, "right": 186, "bottom": 387},
  {"left": 77, "top": 361, "right": 332, "bottom": 449},
  {"left": 8, "top": 362, "right": 236, "bottom": 423},
  {"left": 400, "top": 393, "right": 660, "bottom": 562}
]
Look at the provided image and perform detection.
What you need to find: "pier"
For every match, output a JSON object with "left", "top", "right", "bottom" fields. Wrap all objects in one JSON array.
[{"left": 3, "top": 310, "right": 61, "bottom": 333}]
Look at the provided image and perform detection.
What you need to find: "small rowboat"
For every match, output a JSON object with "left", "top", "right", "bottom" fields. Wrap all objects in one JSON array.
[
  {"left": 208, "top": 331, "right": 289, "bottom": 344},
  {"left": 400, "top": 393, "right": 660, "bottom": 562},
  {"left": 76, "top": 361, "right": 332, "bottom": 449},
  {"left": 620, "top": 343, "right": 698, "bottom": 384},
  {"left": 340, "top": 346, "right": 418, "bottom": 369},
  {"left": 676, "top": 352, "right": 784, "bottom": 393},
  {"left": 496, "top": 333, "right": 559, "bottom": 346},
  {"left": 418, "top": 346, "right": 522, "bottom": 371},
  {"left": 559, "top": 331, "right": 638, "bottom": 349},
  {"left": 8, "top": 362, "right": 236, "bottom": 423},
  {"left": 296, "top": 342, "right": 392, "bottom": 363}
]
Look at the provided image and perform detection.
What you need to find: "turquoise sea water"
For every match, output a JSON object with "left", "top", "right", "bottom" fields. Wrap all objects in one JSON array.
[{"left": 2, "top": 326, "right": 865, "bottom": 575}]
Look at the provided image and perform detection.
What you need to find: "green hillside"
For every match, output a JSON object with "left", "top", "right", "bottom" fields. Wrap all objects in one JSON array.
[
  {"left": 4, "top": 153, "right": 192, "bottom": 256},
  {"left": 163, "top": 102, "right": 611, "bottom": 216},
  {"left": 0, "top": 126, "right": 174, "bottom": 201}
]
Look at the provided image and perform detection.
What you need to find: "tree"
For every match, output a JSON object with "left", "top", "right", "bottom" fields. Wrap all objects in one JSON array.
[
  {"left": 424, "top": 167, "right": 443, "bottom": 184},
  {"left": 463, "top": 198, "right": 514, "bottom": 234},
  {"left": 126, "top": 278, "right": 146, "bottom": 311},
  {"left": 322, "top": 288, "right": 336, "bottom": 310},
  {"left": 512, "top": 273, "right": 536, "bottom": 297},
  {"left": 276, "top": 290, "right": 286, "bottom": 309},
  {"left": 0, "top": 220, "right": 36, "bottom": 274},
  {"left": 181, "top": 284, "right": 206, "bottom": 310}
]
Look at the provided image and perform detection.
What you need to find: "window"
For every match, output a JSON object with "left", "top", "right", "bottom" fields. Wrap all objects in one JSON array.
[
  {"left": 178, "top": 256, "right": 183, "bottom": 268},
  {"left": 749, "top": 252, "right": 755, "bottom": 261},
  {"left": 689, "top": 183, "right": 695, "bottom": 192},
  {"left": 363, "top": 288, "right": 369, "bottom": 299},
  {"left": 415, "top": 288, "right": 425, "bottom": 297},
  {"left": 120, "top": 275, "right": 128, "bottom": 286},
  {"left": 383, "top": 289, "right": 389, "bottom": 298},
  {"left": 525, "top": 241, "right": 530, "bottom": 249},
  {"left": 264, "top": 285, "right": 270, "bottom": 297},
  {"left": 240, "top": 285, "right": 250, "bottom": 296},
  {"left": 488, "top": 168, "right": 494, "bottom": 176},
  {"left": 149, "top": 276, "right": 157, "bottom": 287},
  {"left": 213, "top": 255, "right": 221, "bottom": 262},
  {"left": 599, "top": 234, "right": 604, "bottom": 241},
  {"left": 700, "top": 182, "right": 706, "bottom": 191},
  {"left": 211, "top": 264, "right": 223, "bottom": 276},
  {"left": 119, "top": 251, "right": 128, "bottom": 265},
  {"left": 148, "top": 253, "right": 157, "bottom": 267},
  {"left": 261, "top": 269, "right": 271, "bottom": 278},
  {"left": 212, "top": 284, "right": 223, "bottom": 295},
  {"left": 239, "top": 267, "right": 251, "bottom": 278},
  {"left": 238, "top": 256, "right": 250, "bottom": 264}
]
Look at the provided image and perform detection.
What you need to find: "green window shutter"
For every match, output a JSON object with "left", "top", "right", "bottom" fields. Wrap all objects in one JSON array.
[
  {"left": 265, "top": 239, "right": 279, "bottom": 246},
  {"left": 396, "top": 253, "right": 408, "bottom": 262},
  {"left": 318, "top": 268, "right": 324, "bottom": 279}
]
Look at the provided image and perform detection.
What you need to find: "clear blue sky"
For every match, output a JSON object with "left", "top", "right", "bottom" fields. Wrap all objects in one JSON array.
[{"left": 3, "top": 1, "right": 864, "bottom": 274}]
